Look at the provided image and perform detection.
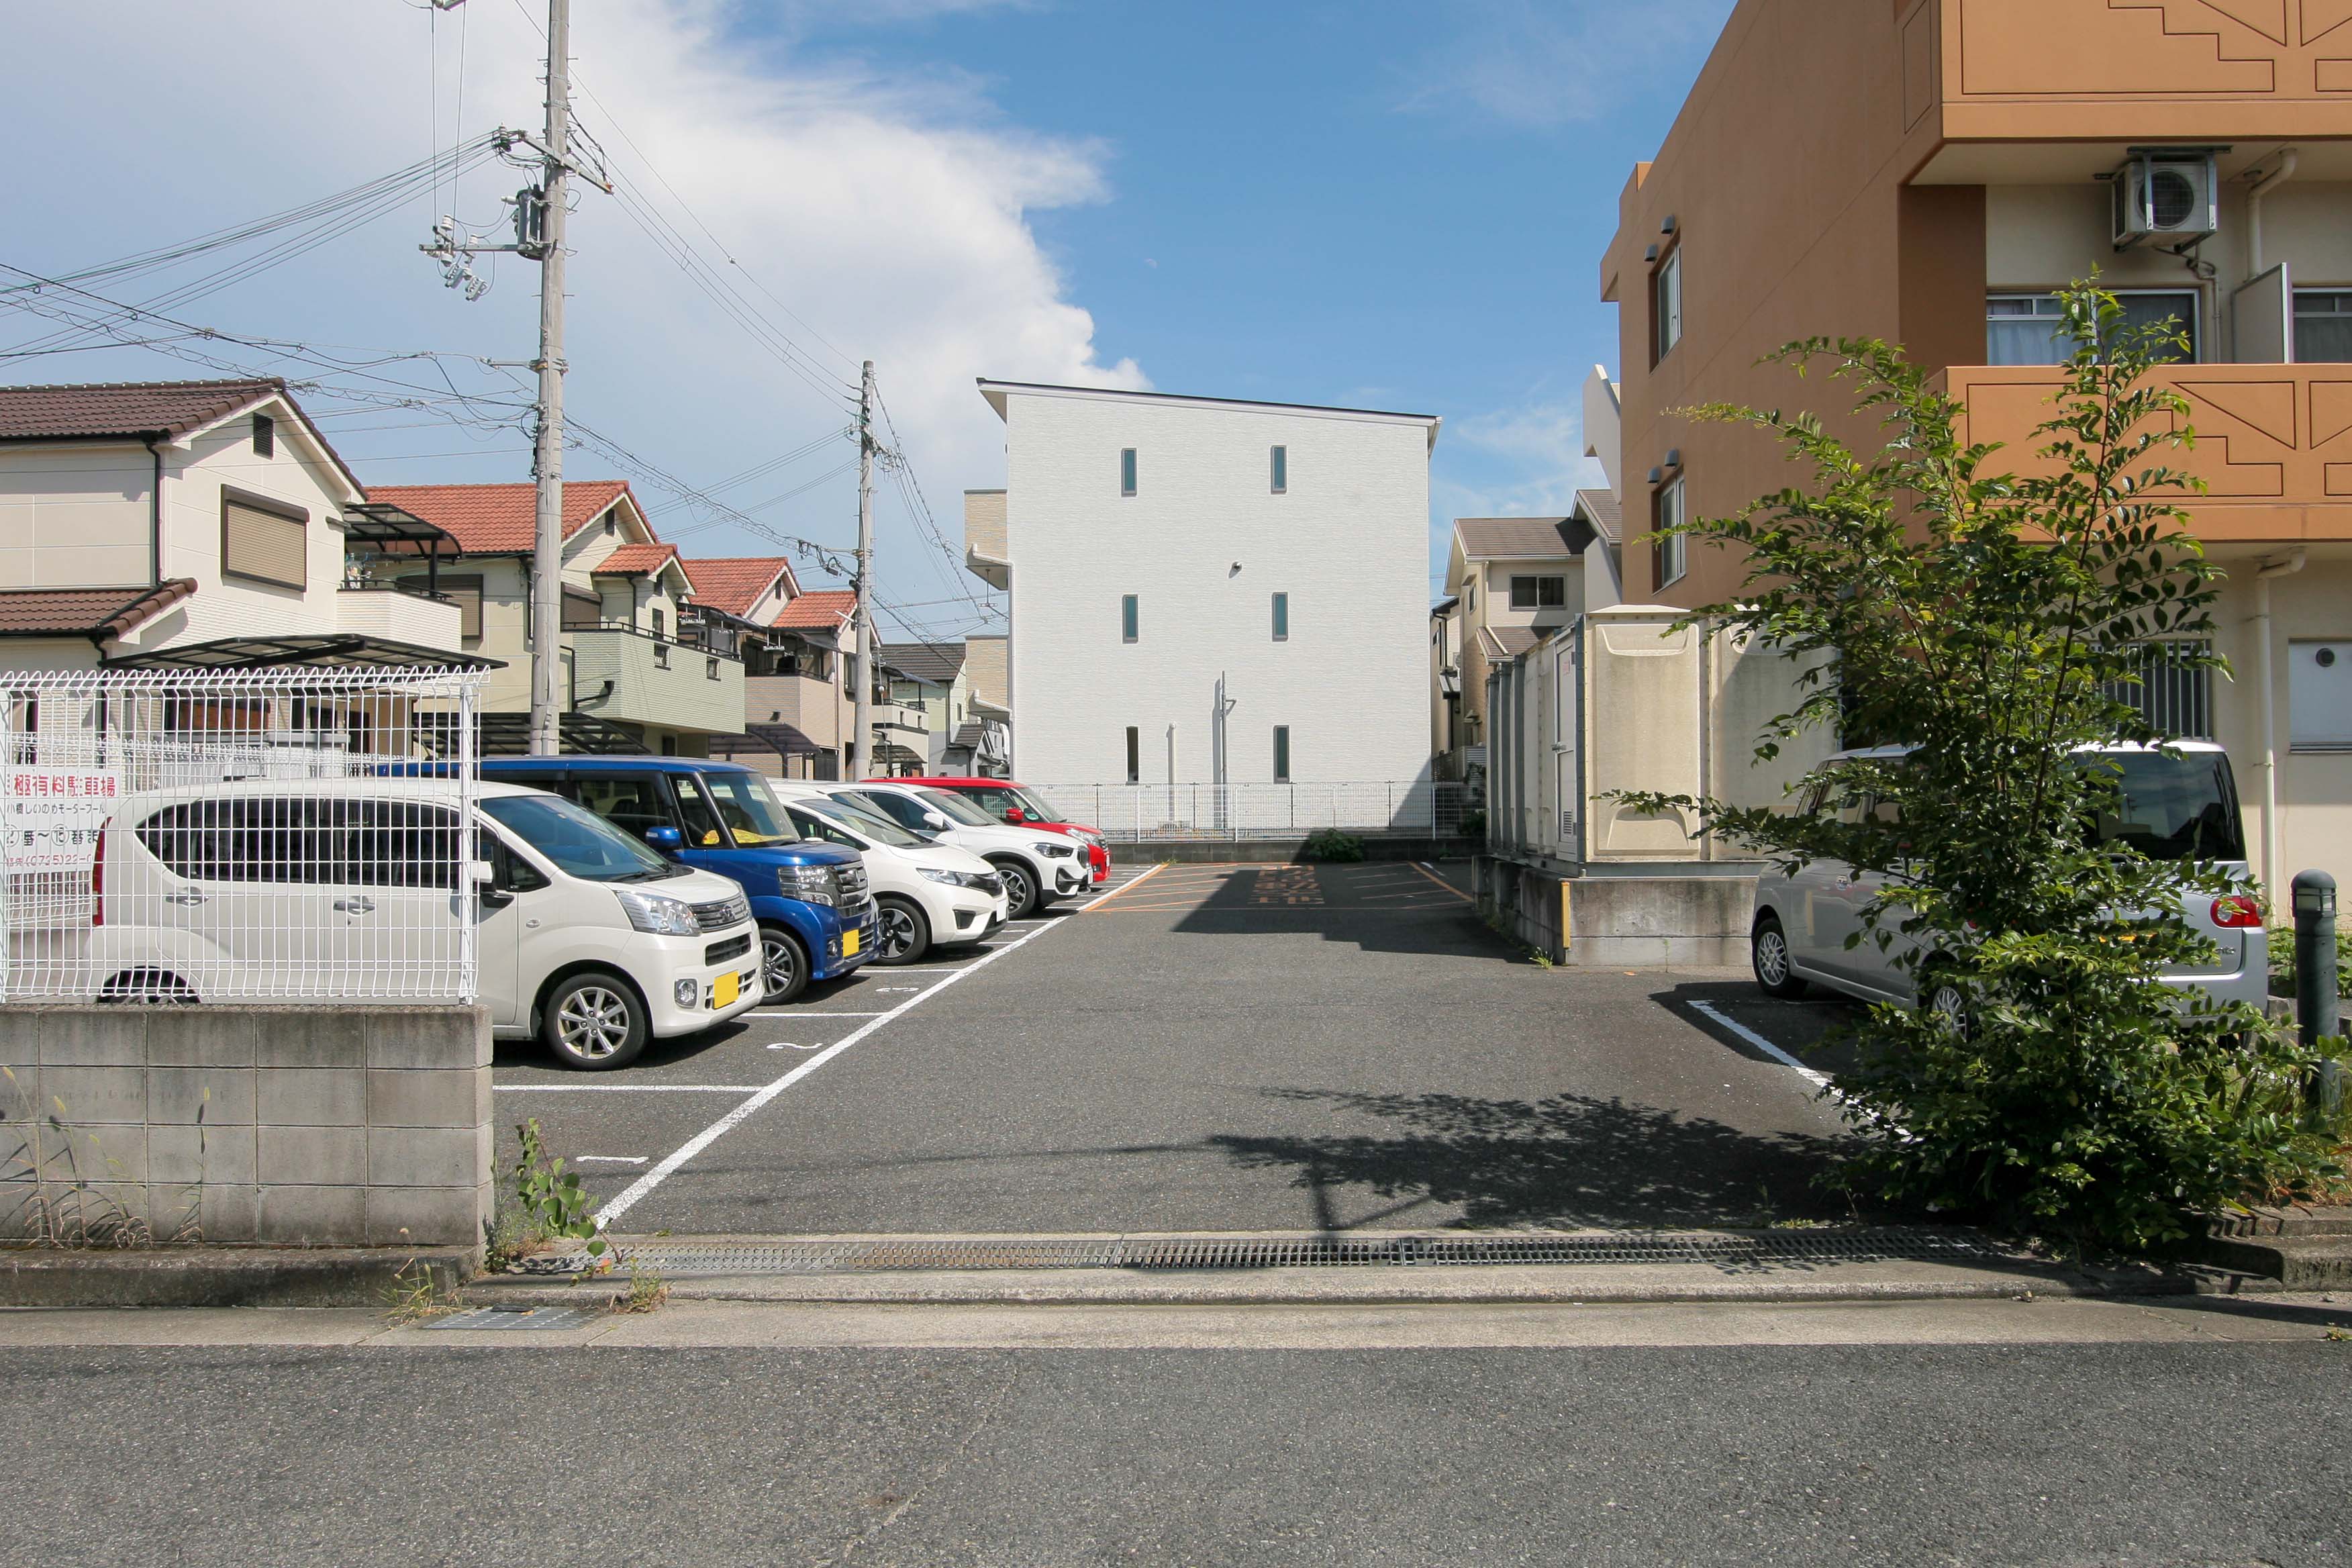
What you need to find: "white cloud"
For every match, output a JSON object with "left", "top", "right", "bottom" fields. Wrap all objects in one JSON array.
[
  {"left": 1438, "top": 402, "right": 1605, "bottom": 517},
  {"left": 1, "top": 0, "right": 1141, "bottom": 633},
  {"left": 1398, "top": 0, "right": 1734, "bottom": 131}
]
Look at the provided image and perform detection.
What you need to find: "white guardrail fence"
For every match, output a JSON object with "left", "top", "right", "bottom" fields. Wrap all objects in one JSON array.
[
  {"left": 1029, "top": 780, "right": 1474, "bottom": 842},
  {"left": 1, "top": 667, "right": 485, "bottom": 1003}
]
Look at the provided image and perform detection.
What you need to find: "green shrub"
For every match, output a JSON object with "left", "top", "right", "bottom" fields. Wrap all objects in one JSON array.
[
  {"left": 1614, "top": 282, "right": 2349, "bottom": 1254},
  {"left": 2269, "top": 923, "right": 2352, "bottom": 1001},
  {"left": 1304, "top": 828, "right": 1365, "bottom": 863},
  {"left": 1457, "top": 809, "right": 1487, "bottom": 838}
]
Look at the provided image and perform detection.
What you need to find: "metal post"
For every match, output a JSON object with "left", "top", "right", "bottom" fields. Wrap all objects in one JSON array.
[
  {"left": 852, "top": 361, "right": 875, "bottom": 780},
  {"left": 526, "top": 0, "right": 572, "bottom": 758},
  {"left": 2295, "top": 870, "right": 2341, "bottom": 1121}
]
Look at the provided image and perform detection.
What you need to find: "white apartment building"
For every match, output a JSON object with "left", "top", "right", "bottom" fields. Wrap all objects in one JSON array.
[{"left": 969, "top": 380, "right": 1438, "bottom": 794}]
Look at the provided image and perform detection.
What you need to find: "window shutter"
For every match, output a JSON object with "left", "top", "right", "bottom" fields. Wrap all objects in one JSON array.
[{"left": 221, "top": 495, "right": 306, "bottom": 589}]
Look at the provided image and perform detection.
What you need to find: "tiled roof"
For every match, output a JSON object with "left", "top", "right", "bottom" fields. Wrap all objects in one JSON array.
[
  {"left": 878, "top": 640, "right": 965, "bottom": 684},
  {"left": 1454, "top": 517, "right": 1583, "bottom": 560},
  {"left": 591, "top": 542, "right": 680, "bottom": 576},
  {"left": 0, "top": 379, "right": 283, "bottom": 442},
  {"left": 679, "top": 556, "right": 795, "bottom": 619},
  {"left": 1573, "top": 488, "right": 1622, "bottom": 543},
  {"left": 769, "top": 589, "right": 855, "bottom": 630},
  {"left": 0, "top": 579, "right": 197, "bottom": 639},
  {"left": 368, "top": 480, "right": 634, "bottom": 554}
]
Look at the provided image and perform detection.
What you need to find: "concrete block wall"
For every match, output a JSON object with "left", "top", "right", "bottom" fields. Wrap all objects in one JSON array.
[
  {"left": 1473, "top": 856, "right": 1756, "bottom": 968},
  {"left": 1, "top": 1006, "right": 491, "bottom": 1249}
]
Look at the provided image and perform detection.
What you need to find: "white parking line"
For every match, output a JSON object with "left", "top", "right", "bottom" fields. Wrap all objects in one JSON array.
[
  {"left": 574, "top": 1155, "right": 648, "bottom": 1165},
  {"left": 1686, "top": 999, "right": 1831, "bottom": 1088},
  {"left": 774, "top": 1011, "right": 888, "bottom": 1018},
  {"left": 495, "top": 1083, "right": 769, "bottom": 1093},
  {"left": 595, "top": 862, "right": 1164, "bottom": 1227}
]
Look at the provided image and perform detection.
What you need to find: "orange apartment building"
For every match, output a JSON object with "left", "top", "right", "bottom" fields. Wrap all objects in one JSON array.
[{"left": 1604, "top": 0, "right": 2352, "bottom": 895}]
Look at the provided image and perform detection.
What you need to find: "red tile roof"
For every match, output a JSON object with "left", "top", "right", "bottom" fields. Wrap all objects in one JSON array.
[
  {"left": 0, "top": 379, "right": 284, "bottom": 442},
  {"left": 678, "top": 556, "right": 797, "bottom": 620},
  {"left": 367, "top": 480, "right": 635, "bottom": 554},
  {"left": 591, "top": 542, "right": 681, "bottom": 576},
  {"left": 769, "top": 589, "right": 855, "bottom": 630},
  {"left": 0, "top": 579, "right": 197, "bottom": 639}
]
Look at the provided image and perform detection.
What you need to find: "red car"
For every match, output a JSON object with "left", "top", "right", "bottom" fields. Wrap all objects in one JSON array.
[{"left": 875, "top": 776, "right": 1111, "bottom": 885}]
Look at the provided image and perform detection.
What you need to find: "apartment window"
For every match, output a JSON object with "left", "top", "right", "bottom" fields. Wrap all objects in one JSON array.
[
  {"left": 2103, "top": 640, "right": 2213, "bottom": 740},
  {"left": 1988, "top": 291, "right": 2197, "bottom": 364},
  {"left": 1120, "top": 448, "right": 1137, "bottom": 497},
  {"left": 1269, "top": 445, "right": 1287, "bottom": 494},
  {"left": 251, "top": 413, "right": 274, "bottom": 458},
  {"left": 1271, "top": 591, "right": 1289, "bottom": 641},
  {"left": 2295, "top": 291, "right": 2352, "bottom": 362},
  {"left": 1125, "top": 726, "right": 1140, "bottom": 784},
  {"left": 1509, "top": 575, "right": 1566, "bottom": 610},
  {"left": 219, "top": 489, "right": 306, "bottom": 590},
  {"left": 650, "top": 607, "right": 667, "bottom": 642},
  {"left": 2291, "top": 641, "right": 2352, "bottom": 752},
  {"left": 1272, "top": 725, "right": 1291, "bottom": 783},
  {"left": 561, "top": 587, "right": 602, "bottom": 630},
  {"left": 1652, "top": 247, "right": 1682, "bottom": 363},
  {"left": 1121, "top": 593, "right": 1138, "bottom": 643},
  {"left": 398, "top": 573, "right": 483, "bottom": 640},
  {"left": 1652, "top": 475, "right": 1687, "bottom": 591}
]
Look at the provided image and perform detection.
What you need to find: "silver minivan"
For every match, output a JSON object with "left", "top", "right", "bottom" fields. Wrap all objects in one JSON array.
[{"left": 1749, "top": 742, "right": 2269, "bottom": 1020}]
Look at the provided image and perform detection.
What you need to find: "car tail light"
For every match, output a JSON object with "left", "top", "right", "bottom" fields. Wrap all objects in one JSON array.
[
  {"left": 89, "top": 843, "right": 103, "bottom": 927},
  {"left": 2210, "top": 894, "right": 2263, "bottom": 929}
]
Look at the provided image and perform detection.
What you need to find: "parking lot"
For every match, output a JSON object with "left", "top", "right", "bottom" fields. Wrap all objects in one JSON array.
[{"left": 494, "top": 860, "right": 1859, "bottom": 1237}]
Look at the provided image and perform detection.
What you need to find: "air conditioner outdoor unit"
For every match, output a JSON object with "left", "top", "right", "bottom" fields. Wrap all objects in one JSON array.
[{"left": 2110, "top": 150, "right": 2218, "bottom": 250}]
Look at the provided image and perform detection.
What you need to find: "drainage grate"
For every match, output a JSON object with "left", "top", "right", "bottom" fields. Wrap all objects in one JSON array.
[
  {"left": 426, "top": 1305, "right": 599, "bottom": 1331},
  {"left": 528, "top": 1228, "right": 1993, "bottom": 1279}
]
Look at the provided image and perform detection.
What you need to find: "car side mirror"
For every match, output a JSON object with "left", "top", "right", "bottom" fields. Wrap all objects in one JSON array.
[
  {"left": 924, "top": 812, "right": 950, "bottom": 830},
  {"left": 1003, "top": 807, "right": 1025, "bottom": 823},
  {"left": 644, "top": 825, "right": 685, "bottom": 854}
]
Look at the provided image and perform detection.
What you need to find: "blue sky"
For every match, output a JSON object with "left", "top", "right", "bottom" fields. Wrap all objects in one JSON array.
[{"left": 4, "top": 0, "right": 1734, "bottom": 630}]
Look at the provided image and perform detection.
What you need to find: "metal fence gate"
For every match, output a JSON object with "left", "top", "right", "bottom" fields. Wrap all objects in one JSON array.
[{"left": 1, "top": 667, "right": 485, "bottom": 1003}]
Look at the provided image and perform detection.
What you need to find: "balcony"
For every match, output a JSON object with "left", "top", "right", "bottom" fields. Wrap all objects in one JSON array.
[
  {"left": 964, "top": 489, "right": 1009, "bottom": 589},
  {"left": 870, "top": 697, "right": 930, "bottom": 736},
  {"left": 566, "top": 626, "right": 744, "bottom": 737},
  {"left": 334, "top": 585, "right": 464, "bottom": 653},
  {"left": 1905, "top": 0, "right": 2352, "bottom": 154},
  {"left": 1936, "top": 362, "right": 2352, "bottom": 542}
]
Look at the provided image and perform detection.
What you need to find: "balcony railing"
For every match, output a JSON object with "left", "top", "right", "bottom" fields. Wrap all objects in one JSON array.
[
  {"left": 1934, "top": 362, "right": 2352, "bottom": 542},
  {"left": 565, "top": 626, "right": 744, "bottom": 735}
]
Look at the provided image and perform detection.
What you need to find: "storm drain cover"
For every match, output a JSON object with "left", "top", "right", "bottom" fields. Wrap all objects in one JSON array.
[
  {"left": 538, "top": 1228, "right": 1996, "bottom": 1278},
  {"left": 426, "top": 1306, "right": 599, "bottom": 1331}
]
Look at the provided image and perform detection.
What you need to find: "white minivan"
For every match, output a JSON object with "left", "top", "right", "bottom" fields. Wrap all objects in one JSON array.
[
  {"left": 87, "top": 779, "right": 763, "bottom": 1070},
  {"left": 768, "top": 783, "right": 1008, "bottom": 961},
  {"left": 1749, "top": 742, "right": 2268, "bottom": 1022},
  {"left": 829, "top": 781, "right": 1091, "bottom": 918}
]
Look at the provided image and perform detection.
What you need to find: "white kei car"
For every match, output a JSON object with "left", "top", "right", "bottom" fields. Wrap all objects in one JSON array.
[
  {"left": 83, "top": 778, "right": 763, "bottom": 1070},
  {"left": 826, "top": 782, "right": 1091, "bottom": 918},
  {"left": 767, "top": 783, "right": 1008, "bottom": 962}
]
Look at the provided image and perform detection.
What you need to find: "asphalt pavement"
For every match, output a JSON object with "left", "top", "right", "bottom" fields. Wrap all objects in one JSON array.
[
  {"left": 8, "top": 1323, "right": 2350, "bottom": 1566},
  {"left": 491, "top": 861, "right": 1855, "bottom": 1236}
]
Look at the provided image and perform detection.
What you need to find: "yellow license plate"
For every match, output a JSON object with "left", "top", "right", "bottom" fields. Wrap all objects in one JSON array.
[
  {"left": 714, "top": 971, "right": 739, "bottom": 1008},
  {"left": 842, "top": 927, "right": 861, "bottom": 957}
]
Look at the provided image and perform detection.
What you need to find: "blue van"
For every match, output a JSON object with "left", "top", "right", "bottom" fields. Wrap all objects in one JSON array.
[{"left": 477, "top": 756, "right": 875, "bottom": 1003}]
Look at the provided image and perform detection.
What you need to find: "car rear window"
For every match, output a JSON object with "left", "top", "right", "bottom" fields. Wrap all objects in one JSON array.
[{"left": 2083, "top": 750, "right": 2244, "bottom": 863}]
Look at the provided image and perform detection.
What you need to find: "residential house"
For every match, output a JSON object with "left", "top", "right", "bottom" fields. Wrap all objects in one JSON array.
[
  {"left": 1602, "top": 0, "right": 2352, "bottom": 893},
  {"left": 1430, "top": 593, "right": 1462, "bottom": 775},
  {"left": 1436, "top": 514, "right": 1606, "bottom": 786},
  {"left": 967, "top": 381, "right": 1439, "bottom": 795},
  {"left": 0, "top": 379, "right": 473, "bottom": 671},
  {"left": 372, "top": 481, "right": 741, "bottom": 756},
  {"left": 961, "top": 629, "right": 1012, "bottom": 773},
  {"left": 674, "top": 554, "right": 832, "bottom": 777},
  {"left": 879, "top": 640, "right": 1009, "bottom": 775},
  {"left": 730, "top": 587, "right": 857, "bottom": 779}
]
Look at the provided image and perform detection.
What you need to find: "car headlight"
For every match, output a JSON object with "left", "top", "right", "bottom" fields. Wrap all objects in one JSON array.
[
  {"left": 779, "top": 864, "right": 836, "bottom": 905},
  {"left": 918, "top": 866, "right": 988, "bottom": 888},
  {"left": 1038, "top": 841, "right": 1077, "bottom": 859},
  {"left": 616, "top": 887, "right": 700, "bottom": 936}
]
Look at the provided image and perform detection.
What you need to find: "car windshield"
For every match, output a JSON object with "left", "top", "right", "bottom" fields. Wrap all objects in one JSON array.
[
  {"left": 918, "top": 787, "right": 999, "bottom": 828},
  {"left": 2081, "top": 749, "right": 2245, "bottom": 863},
  {"left": 811, "top": 794, "right": 927, "bottom": 849},
  {"left": 480, "top": 793, "right": 685, "bottom": 883},
  {"left": 699, "top": 770, "right": 799, "bottom": 847},
  {"left": 1003, "top": 787, "right": 1066, "bottom": 824}
]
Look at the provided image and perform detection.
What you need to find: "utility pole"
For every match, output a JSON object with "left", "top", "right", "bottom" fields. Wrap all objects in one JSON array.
[
  {"left": 526, "top": 0, "right": 572, "bottom": 756},
  {"left": 852, "top": 360, "right": 876, "bottom": 779}
]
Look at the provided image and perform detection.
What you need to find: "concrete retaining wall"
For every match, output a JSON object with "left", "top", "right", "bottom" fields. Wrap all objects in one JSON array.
[
  {"left": 1, "top": 1006, "right": 491, "bottom": 1250},
  {"left": 1473, "top": 856, "right": 1756, "bottom": 967}
]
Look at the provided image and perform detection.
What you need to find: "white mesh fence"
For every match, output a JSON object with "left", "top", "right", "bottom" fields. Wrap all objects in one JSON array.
[
  {"left": 1029, "top": 780, "right": 1471, "bottom": 842},
  {"left": 1, "top": 667, "right": 483, "bottom": 1003}
]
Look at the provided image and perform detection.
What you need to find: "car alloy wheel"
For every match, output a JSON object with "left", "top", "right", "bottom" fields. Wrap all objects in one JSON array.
[
  {"left": 876, "top": 901, "right": 922, "bottom": 963},
  {"left": 556, "top": 985, "right": 633, "bottom": 1061},
  {"left": 761, "top": 926, "right": 807, "bottom": 1003},
  {"left": 1755, "top": 927, "right": 1791, "bottom": 987},
  {"left": 995, "top": 861, "right": 1036, "bottom": 919},
  {"left": 1926, "top": 980, "right": 1970, "bottom": 1036}
]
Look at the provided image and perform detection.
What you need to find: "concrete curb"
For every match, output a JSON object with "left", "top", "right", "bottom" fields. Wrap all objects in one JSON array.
[{"left": 0, "top": 1246, "right": 480, "bottom": 1308}]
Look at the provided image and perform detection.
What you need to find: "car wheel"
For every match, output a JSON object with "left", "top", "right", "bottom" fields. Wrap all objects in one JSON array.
[
  {"left": 541, "top": 971, "right": 648, "bottom": 1071},
  {"left": 1751, "top": 915, "right": 1810, "bottom": 999},
  {"left": 992, "top": 858, "right": 1038, "bottom": 919},
  {"left": 874, "top": 896, "right": 930, "bottom": 965},
  {"left": 759, "top": 923, "right": 809, "bottom": 1005},
  {"left": 99, "top": 968, "right": 196, "bottom": 1005},
  {"left": 1922, "top": 971, "right": 1971, "bottom": 1038}
]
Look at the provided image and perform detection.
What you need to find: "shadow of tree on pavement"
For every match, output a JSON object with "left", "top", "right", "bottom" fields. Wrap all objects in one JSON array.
[{"left": 1208, "top": 1089, "right": 1851, "bottom": 1230}]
